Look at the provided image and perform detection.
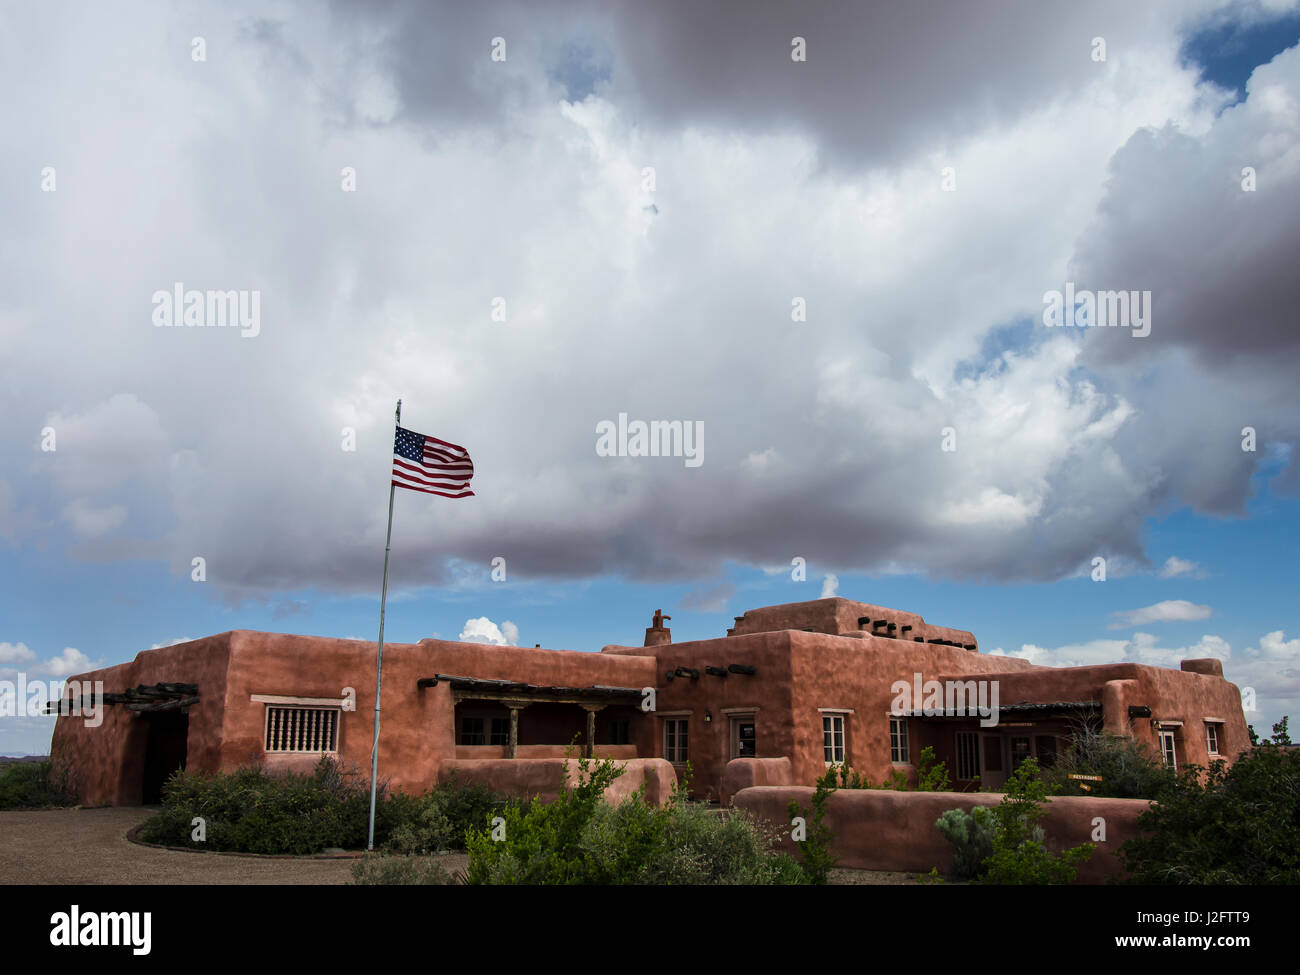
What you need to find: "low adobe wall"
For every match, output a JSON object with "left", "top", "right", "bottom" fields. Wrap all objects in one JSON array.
[
  {"left": 454, "top": 744, "right": 639, "bottom": 761},
  {"left": 437, "top": 757, "right": 678, "bottom": 805},
  {"left": 720, "top": 757, "right": 793, "bottom": 804},
  {"left": 733, "top": 787, "right": 1152, "bottom": 883}
]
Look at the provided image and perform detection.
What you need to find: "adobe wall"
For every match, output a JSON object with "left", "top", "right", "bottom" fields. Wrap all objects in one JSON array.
[
  {"left": 729, "top": 597, "right": 977, "bottom": 647},
  {"left": 720, "top": 757, "right": 794, "bottom": 804},
  {"left": 959, "top": 663, "right": 1251, "bottom": 769},
  {"left": 647, "top": 630, "right": 798, "bottom": 800},
  {"left": 437, "top": 757, "right": 678, "bottom": 805},
  {"left": 733, "top": 786, "right": 1152, "bottom": 883},
  {"left": 788, "top": 632, "right": 1037, "bottom": 787},
  {"left": 218, "top": 631, "right": 660, "bottom": 797},
  {"left": 48, "top": 633, "right": 234, "bottom": 806}
]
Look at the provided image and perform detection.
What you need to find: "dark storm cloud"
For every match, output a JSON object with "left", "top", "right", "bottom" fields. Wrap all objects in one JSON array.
[{"left": 342, "top": 0, "right": 1225, "bottom": 167}]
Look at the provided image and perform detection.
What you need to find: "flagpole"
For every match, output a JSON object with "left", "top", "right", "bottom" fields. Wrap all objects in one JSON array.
[{"left": 367, "top": 397, "right": 400, "bottom": 851}]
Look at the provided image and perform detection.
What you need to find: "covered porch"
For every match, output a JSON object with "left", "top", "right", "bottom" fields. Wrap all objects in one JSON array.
[
  {"left": 418, "top": 673, "right": 645, "bottom": 759},
  {"left": 901, "top": 701, "right": 1099, "bottom": 790}
]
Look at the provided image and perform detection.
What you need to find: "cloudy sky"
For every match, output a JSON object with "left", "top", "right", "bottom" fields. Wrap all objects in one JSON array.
[{"left": 3, "top": 0, "right": 1298, "bottom": 754}]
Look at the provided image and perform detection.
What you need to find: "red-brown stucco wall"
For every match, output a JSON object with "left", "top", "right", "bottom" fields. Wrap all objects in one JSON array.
[{"left": 48, "top": 633, "right": 233, "bottom": 806}]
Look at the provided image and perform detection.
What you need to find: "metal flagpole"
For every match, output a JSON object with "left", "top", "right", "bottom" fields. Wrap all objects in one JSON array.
[{"left": 367, "top": 398, "right": 400, "bottom": 851}]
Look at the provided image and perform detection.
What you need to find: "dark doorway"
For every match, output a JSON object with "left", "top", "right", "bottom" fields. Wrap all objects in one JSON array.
[{"left": 141, "top": 711, "right": 189, "bottom": 803}]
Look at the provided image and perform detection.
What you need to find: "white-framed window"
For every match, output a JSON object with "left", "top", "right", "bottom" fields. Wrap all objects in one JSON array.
[
  {"left": 890, "top": 717, "right": 909, "bottom": 764},
  {"left": 265, "top": 705, "right": 339, "bottom": 753},
  {"left": 664, "top": 718, "right": 689, "bottom": 763},
  {"left": 1205, "top": 721, "right": 1222, "bottom": 756},
  {"left": 823, "top": 714, "right": 846, "bottom": 764},
  {"left": 955, "top": 731, "right": 980, "bottom": 780},
  {"left": 1158, "top": 729, "right": 1178, "bottom": 768}
]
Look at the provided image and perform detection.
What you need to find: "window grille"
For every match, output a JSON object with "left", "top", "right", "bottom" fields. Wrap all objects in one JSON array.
[{"left": 265, "top": 706, "right": 339, "bottom": 753}]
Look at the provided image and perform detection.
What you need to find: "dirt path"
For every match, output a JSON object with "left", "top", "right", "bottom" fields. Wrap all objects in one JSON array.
[
  {"left": 0, "top": 807, "right": 462, "bottom": 885},
  {"left": 0, "top": 807, "right": 921, "bottom": 884}
]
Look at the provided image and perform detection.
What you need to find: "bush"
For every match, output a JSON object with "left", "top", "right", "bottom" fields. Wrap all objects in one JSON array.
[
  {"left": 937, "top": 758, "right": 1093, "bottom": 885},
  {"left": 386, "top": 775, "right": 518, "bottom": 854},
  {"left": 136, "top": 758, "right": 514, "bottom": 855},
  {"left": 935, "top": 806, "right": 996, "bottom": 880},
  {"left": 349, "top": 854, "right": 460, "bottom": 885},
  {"left": 1047, "top": 724, "right": 1178, "bottom": 800},
  {"left": 463, "top": 754, "right": 804, "bottom": 885},
  {"left": 1117, "top": 742, "right": 1300, "bottom": 884},
  {"left": 822, "top": 747, "right": 951, "bottom": 792},
  {"left": 788, "top": 770, "right": 837, "bottom": 884},
  {"left": 0, "top": 759, "right": 78, "bottom": 809}
]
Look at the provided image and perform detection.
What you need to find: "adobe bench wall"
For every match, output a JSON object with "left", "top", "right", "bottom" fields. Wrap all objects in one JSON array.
[
  {"left": 437, "top": 757, "right": 678, "bottom": 805},
  {"left": 732, "top": 786, "right": 1152, "bottom": 883}
]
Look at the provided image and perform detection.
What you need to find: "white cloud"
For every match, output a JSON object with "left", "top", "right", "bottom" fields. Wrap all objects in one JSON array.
[
  {"left": 149, "top": 638, "right": 193, "bottom": 650},
  {"left": 819, "top": 573, "right": 839, "bottom": 598},
  {"left": 458, "top": 617, "right": 520, "bottom": 646},
  {"left": 0, "top": 1, "right": 1293, "bottom": 599},
  {"left": 62, "top": 498, "right": 127, "bottom": 538},
  {"left": 0, "top": 642, "right": 36, "bottom": 665},
  {"left": 992, "top": 629, "right": 1300, "bottom": 731},
  {"left": 1158, "top": 556, "right": 1204, "bottom": 579},
  {"left": 1109, "top": 600, "right": 1213, "bottom": 628},
  {"left": 36, "top": 647, "right": 94, "bottom": 678}
]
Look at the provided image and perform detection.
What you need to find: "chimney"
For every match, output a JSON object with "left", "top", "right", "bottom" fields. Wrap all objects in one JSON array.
[{"left": 644, "top": 608, "right": 672, "bottom": 647}]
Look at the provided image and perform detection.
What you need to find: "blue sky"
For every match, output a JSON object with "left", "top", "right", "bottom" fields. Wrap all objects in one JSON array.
[{"left": 3, "top": 1, "right": 1299, "bottom": 754}]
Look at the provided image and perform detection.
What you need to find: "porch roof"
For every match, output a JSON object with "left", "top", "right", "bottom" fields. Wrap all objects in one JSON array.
[
  {"left": 900, "top": 700, "right": 1100, "bottom": 719},
  {"left": 416, "top": 673, "right": 643, "bottom": 706}
]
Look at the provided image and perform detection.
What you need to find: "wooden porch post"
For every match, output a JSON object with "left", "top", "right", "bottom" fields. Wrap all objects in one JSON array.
[
  {"left": 583, "top": 705, "right": 604, "bottom": 758},
  {"left": 507, "top": 704, "right": 524, "bottom": 759}
]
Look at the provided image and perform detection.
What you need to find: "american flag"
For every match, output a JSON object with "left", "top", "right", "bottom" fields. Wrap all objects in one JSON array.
[{"left": 392, "top": 425, "right": 475, "bottom": 498}]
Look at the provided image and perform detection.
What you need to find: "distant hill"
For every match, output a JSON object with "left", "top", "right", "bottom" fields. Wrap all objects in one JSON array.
[{"left": 0, "top": 755, "right": 48, "bottom": 766}]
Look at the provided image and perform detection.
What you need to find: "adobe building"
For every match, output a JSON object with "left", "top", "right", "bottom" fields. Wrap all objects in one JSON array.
[{"left": 49, "top": 597, "right": 1251, "bottom": 806}]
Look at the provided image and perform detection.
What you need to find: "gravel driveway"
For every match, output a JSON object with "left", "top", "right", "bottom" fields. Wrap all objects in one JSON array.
[
  {"left": 1, "top": 807, "right": 918, "bottom": 884},
  {"left": 0, "top": 807, "right": 465, "bottom": 885}
]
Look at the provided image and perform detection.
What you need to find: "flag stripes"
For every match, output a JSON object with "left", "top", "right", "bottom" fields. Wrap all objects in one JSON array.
[{"left": 392, "top": 425, "right": 475, "bottom": 498}]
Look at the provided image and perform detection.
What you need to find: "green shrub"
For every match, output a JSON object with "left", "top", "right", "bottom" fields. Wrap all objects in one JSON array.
[
  {"left": 0, "top": 759, "right": 78, "bottom": 809},
  {"left": 1117, "top": 741, "right": 1300, "bottom": 884},
  {"left": 1048, "top": 724, "right": 1178, "bottom": 800},
  {"left": 822, "top": 747, "right": 951, "bottom": 792},
  {"left": 463, "top": 755, "right": 803, "bottom": 885},
  {"left": 386, "top": 775, "right": 518, "bottom": 854},
  {"left": 349, "top": 854, "right": 460, "bottom": 885},
  {"left": 934, "top": 806, "right": 996, "bottom": 879},
  {"left": 916, "top": 746, "right": 951, "bottom": 792},
  {"left": 463, "top": 753, "right": 624, "bottom": 884},
  {"left": 788, "top": 767, "right": 839, "bottom": 883},
  {"left": 982, "top": 758, "right": 1094, "bottom": 884},
  {"left": 136, "top": 758, "right": 514, "bottom": 855},
  {"left": 937, "top": 758, "right": 1094, "bottom": 884}
]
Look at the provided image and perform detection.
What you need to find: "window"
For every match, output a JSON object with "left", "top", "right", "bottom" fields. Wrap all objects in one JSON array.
[
  {"left": 1010, "top": 736, "right": 1032, "bottom": 771},
  {"left": 1205, "top": 722, "right": 1222, "bottom": 756},
  {"left": 1035, "top": 735, "right": 1057, "bottom": 769},
  {"left": 608, "top": 719, "right": 630, "bottom": 746},
  {"left": 955, "top": 731, "right": 980, "bottom": 780},
  {"left": 1158, "top": 729, "right": 1178, "bottom": 768},
  {"left": 823, "top": 714, "right": 846, "bottom": 764},
  {"left": 459, "top": 716, "right": 509, "bottom": 746},
  {"left": 664, "top": 718, "right": 689, "bottom": 763},
  {"left": 265, "top": 706, "right": 339, "bottom": 753},
  {"left": 890, "top": 717, "right": 909, "bottom": 764}
]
